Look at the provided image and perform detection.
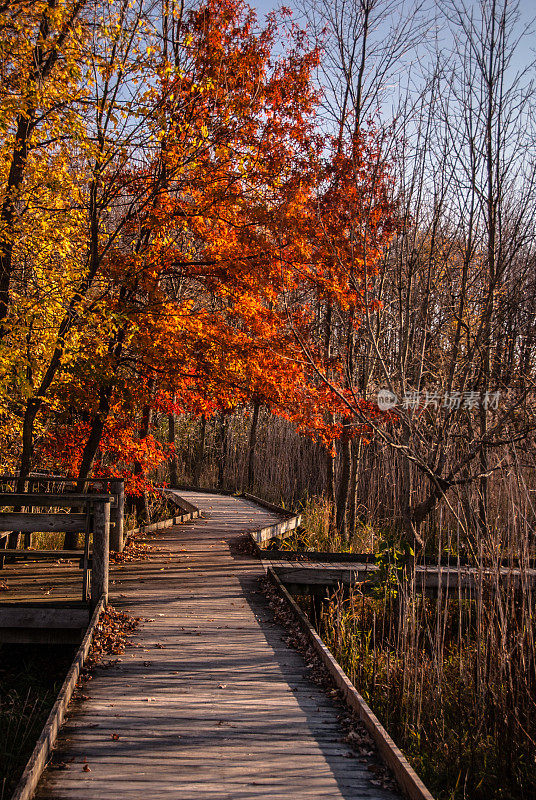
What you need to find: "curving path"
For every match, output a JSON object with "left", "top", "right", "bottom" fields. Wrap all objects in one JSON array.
[{"left": 36, "top": 492, "right": 399, "bottom": 800}]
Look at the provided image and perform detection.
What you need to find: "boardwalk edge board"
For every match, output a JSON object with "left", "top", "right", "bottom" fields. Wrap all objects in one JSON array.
[
  {"left": 162, "top": 489, "right": 199, "bottom": 515},
  {"left": 126, "top": 509, "right": 199, "bottom": 537},
  {"left": 10, "top": 596, "right": 106, "bottom": 800},
  {"left": 264, "top": 549, "right": 377, "bottom": 562},
  {"left": 267, "top": 567, "right": 436, "bottom": 800},
  {"left": 241, "top": 492, "right": 297, "bottom": 518},
  {"left": 250, "top": 515, "right": 302, "bottom": 543}
]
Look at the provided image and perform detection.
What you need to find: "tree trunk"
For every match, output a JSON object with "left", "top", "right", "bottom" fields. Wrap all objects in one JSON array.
[
  {"left": 134, "top": 402, "right": 153, "bottom": 524},
  {"left": 193, "top": 414, "right": 206, "bottom": 488},
  {"left": 8, "top": 405, "right": 38, "bottom": 548},
  {"left": 336, "top": 419, "right": 352, "bottom": 545},
  {"left": 323, "top": 302, "right": 336, "bottom": 529},
  {"left": 217, "top": 412, "right": 228, "bottom": 489},
  {"left": 63, "top": 384, "right": 113, "bottom": 549},
  {"left": 245, "top": 401, "right": 260, "bottom": 491},
  {"left": 403, "top": 477, "right": 451, "bottom": 551},
  {"left": 347, "top": 438, "right": 362, "bottom": 537},
  {"left": 325, "top": 441, "right": 336, "bottom": 531},
  {"left": 168, "top": 409, "right": 178, "bottom": 487}
]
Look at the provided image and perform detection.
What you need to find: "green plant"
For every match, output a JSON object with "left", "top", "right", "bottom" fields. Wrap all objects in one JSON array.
[{"left": 372, "top": 538, "right": 414, "bottom": 599}]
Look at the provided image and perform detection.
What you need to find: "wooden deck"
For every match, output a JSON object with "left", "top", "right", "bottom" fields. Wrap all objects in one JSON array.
[
  {"left": 0, "top": 556, "right": 91, "bottom": 642},
  {"left": 0, "top": 558, "right": 84, "bottom": 604},
  {"left": 33, "top": 491, "right": 399, "bottom": 800},
  {"left": 262, "top": 556, "right": 536, "bottom": 591}
]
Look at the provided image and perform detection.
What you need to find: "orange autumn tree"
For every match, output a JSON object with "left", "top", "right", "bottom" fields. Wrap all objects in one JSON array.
[
  {"left": 33, "top": 0, "right": 324, "bottom": 490},
  {"left": 7, "top": 0, "right": 399, "bottom": 511}
]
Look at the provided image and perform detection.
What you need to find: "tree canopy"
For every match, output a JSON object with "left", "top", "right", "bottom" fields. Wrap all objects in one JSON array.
[{"left": 0, "top": 0, "right": 398, "bottom": 492}]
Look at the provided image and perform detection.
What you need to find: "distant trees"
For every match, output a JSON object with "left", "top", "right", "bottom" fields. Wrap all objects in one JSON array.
[{"left": 282, "top": 0, "right": 536, "bottom": 548}]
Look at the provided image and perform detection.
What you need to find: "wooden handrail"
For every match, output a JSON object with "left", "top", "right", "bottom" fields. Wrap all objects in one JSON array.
[
  {"left": 0, "top": 491, "right": 111, "bottom": 607},
  {"left": 0, "top": 493, "right": 115, "bottom": 507},
  {"left": 0, "top": 549, "right": 87, "bottom": 558},
  {"left": 0, "top": 513, "right": 87, "bottom": 533},
  {"left": 0, "top": 478, "right": 124, "bottom": 552},
  {"left": 0, "top": 475, "right": 124, "bottom": 485}
]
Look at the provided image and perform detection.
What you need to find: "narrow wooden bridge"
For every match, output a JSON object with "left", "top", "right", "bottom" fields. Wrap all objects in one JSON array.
[
  {"left": 31, "top": 491, "right": 400, "bottom": 800},
  {"left": 263, "top": 555, "right": 536, "bottom": 592}
]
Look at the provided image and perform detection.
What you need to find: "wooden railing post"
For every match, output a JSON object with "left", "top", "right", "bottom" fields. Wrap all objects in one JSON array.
[
  {"left": 109, "top": 479, "right": 125, "bottom": 552},
  {"left": 91, "top": 498, "right": 110, "bottom": 609}
]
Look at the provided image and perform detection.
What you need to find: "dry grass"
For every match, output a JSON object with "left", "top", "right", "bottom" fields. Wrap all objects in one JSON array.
[
  {"left": 280, "top": 495, "right": 379, "bottom": 553},
  {"left": 316, "top": 555, "right": 536, "bottom": 800}
]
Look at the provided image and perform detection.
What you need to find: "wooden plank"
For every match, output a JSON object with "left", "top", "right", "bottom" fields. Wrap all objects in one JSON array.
[
  {"left": 126, "top": 510, "right": 200, "bottom": 537},
  {"left": 252, "top": 516, "right": 301, "bottom": 544},
  {"left": 263, "top": 549, "right": 377, "bottom": 563},
  {"left": 261, "top": 547, "right": 536, "bottom": 570},
  {"left": 0, "top": 493, "right": 112, "bottom": 507},
  {"left": 0, "top": 549, "right": 86, "bottom": 558},
  {"left": 164, "top": 490, "right": 199, "bottom": 515},
  {"left": 0, "top": 606, "right": 90, "bottom": 629},
  {"left": 0, "top": 476, "right": 114, "bottom": 489},
  {"left": 242, "top": 492, "right": 297, "bottom": 518},
  {"left": 269, "top": 563, "right": 536, "bottom": 590},
  {"left": 272, "top": 565, "right": 369, "bottom": 586},
  {"left": 0, "top": 513, "right": 86, "bottom": 533},
  {"left": 10, "top": 597, "right": 105, "bottom": 800}
]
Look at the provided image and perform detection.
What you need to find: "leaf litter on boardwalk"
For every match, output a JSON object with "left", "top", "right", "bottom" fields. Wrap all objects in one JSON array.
[{"left": 86, "top": 606, "right": 141, "bottom": 668}]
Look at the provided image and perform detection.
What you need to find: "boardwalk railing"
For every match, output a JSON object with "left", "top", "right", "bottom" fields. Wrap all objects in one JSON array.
[
  {"left": 0, "top": 492, "right": 110, "bottom": 609},
  {"left": 0, "top": 475, "right": 124, "bottom": 551}
]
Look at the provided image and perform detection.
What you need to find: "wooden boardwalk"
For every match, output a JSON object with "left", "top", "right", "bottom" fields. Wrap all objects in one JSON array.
[
  {"left": 263, "top": 556, "right": 536, "bottom": 591},
  {"left": 34, "top": 491, "right": 399, "bottom": 800}
]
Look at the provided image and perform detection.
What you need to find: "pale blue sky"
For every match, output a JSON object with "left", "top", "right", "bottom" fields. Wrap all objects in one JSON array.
[
  {"left": 250, "top": 0, "right": 535, "bottom": 21},
  {"left": 247, "top": 0, "right": 536, "bottom": 130},
  {"left": 249, "top": 0, "right": 536, "bottom": 63}
]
